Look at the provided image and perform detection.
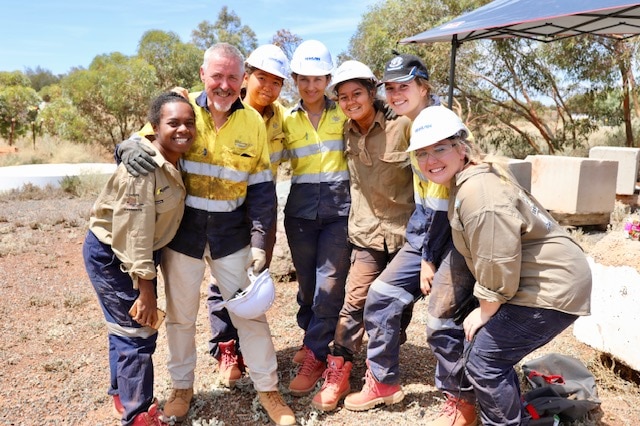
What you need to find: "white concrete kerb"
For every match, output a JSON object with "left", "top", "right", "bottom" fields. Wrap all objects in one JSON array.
[{"left": 0, "top": 163, "right": 117, "bottom": 192}]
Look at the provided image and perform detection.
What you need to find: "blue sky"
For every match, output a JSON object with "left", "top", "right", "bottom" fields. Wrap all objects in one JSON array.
[{"left": 1, "top": 0, "right": 378, "bottom": 75}]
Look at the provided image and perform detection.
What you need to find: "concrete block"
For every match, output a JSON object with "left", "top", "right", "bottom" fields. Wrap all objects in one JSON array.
[
  {"left": 589, "top": 146, "right": 640, "bottom": 195},
  {"left": 524, "top": 155, "right": 617, "bottom": 215},
  {"left": 505, "top": 159, "right": 532, "bottom": 192},
  {"left": 574, "top": 257, "right": 640, "bottom": 372}
]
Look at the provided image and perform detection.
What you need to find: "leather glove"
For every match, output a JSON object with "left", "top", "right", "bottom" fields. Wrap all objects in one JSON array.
[
  {"left": 117, "top": 136, "right": 158, "bottom": 177},
  {"left": 374, "top": 98, "right": 397, "bottom": 121},
  {"left": 249, "top": 247, "right": 267, "bottom": 273}
]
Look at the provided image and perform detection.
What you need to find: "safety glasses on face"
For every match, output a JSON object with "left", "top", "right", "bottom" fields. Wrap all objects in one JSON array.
[{"left": 415, "top": 142, "right": 458, "bottom": 162}]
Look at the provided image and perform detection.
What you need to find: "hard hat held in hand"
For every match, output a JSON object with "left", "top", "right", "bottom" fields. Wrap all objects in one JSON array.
[
  {"left": 328, "top": 60, "right": 378, "bottom": 94},
  {"left": 290, "top": 40, "right": 334, "bottom": 76},
  {"left": 246, "top": 44, "right": 289, "bottom": 79},
  {"left": 224, "top": 268, "right": 276, "bottom": 319},
  {"left": 408, "top": 105, "right": 469, "bottom": 152}
]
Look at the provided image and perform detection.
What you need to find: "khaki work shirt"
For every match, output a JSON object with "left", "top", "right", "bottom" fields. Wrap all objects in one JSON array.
[
  {"left": 90, "top": 139, "right": 186, "bottom": 288},
  {"left": 449, "top": 162, "right": 591, "bottom": 315},
  {"left": 345, "top": 110, "right": 414, "bottom": 252}
]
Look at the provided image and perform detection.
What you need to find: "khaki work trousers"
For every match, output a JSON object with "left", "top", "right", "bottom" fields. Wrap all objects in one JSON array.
[{"left": 161, "top": 245, "right": 279, "bottom": 391}]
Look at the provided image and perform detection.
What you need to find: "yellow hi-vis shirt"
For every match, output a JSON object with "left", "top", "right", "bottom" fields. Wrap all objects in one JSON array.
[
  {"left": 261, "top": 101, "right": 287, "bottom": 177},
  {"left": 283, "top": 97, "right": 350, "bottom": 219},
  {"left": 138, "top": 92, "right": 275, "bottom": 259}
]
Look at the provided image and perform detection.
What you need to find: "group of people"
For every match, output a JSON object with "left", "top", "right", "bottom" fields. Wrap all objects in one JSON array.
[{"left": 83, "top": 38, "right": 593, "bottom": 426}]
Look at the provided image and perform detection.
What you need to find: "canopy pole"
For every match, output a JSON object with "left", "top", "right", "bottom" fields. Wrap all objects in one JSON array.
[{"left": 447, "top": 35, "right": 458, "bottom": 109}]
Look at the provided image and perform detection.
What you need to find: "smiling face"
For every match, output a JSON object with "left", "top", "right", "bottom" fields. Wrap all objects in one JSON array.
[
  {"left": 153, "top": 102, "right": 196, "bottom": 163},
  {"left": 336, "top": 80, "right": 376, "bottom": 128},
  {"left": 415, "top": 140, "right": 467, "bottom": 187},
  {"left": 200, "top": 52, "right": 244, "bottom": 113},
  {"left": 384, "top": 79, "right": 429, "bottom": 120},
  {"left": 294, "top": 74, "right": 330, "bottom": 108},
  {"left": 244, "top": 69, "right": 284, "bottom": 112}
]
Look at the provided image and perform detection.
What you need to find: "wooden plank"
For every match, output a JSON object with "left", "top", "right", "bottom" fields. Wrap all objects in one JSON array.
[{"left": 549, "top": 211, "right": 610, "bottom": 228}]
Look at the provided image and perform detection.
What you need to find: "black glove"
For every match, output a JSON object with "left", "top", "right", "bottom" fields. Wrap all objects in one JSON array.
[
  {"left": 374, "top": 98, "right": 397, "bottom": 121},
  {"left": 117, "top": 136, "right": 158, "bottom": 177}
]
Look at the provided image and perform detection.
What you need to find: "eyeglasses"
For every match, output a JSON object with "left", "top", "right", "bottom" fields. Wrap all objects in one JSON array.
[{"left": 414, "top": 143, "right": 457, "bottom": 162}]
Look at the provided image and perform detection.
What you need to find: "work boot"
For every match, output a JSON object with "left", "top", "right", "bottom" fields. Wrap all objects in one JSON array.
[
  {"left": 257, "top": 390, "right": 296, "bottom": 426},
  {"left": 132, "top": 400, "right": 167, "bottom": 426},
  {"left": 216, "top": 339, "right": 244, "bottom": 387},
  {"left": 288, "top": 349, "right": 326, "bottom": 396},
  {"left": 162, "top": 388, "right": 193, "bottom": 421},
  {"left": 343, "top": 367, "right": 404, "bottom": 411},
  {"left": 427, "top": 395, "right": 478, "bottom": 426},
  {"left": 311, "top": 355, "right": 352, "bottom": 411},
  {"left": 112, "top": 394, "right": 124, "bottom": 419},
  {"left": 292, "top": 345, "right": 308, "bottom": 364}
]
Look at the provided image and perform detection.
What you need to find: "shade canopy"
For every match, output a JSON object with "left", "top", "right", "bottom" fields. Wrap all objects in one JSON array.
[
  {"left": 401, "top": 0, "right": 640, "bottom": 44},
  {"left": 399, "top": 0, "right": 640, "bottom": 107}
]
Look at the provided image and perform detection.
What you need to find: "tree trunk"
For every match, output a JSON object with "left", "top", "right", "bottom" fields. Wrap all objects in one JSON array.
[{"left": 9, "top": 118, "right": 16, "bottom": 146}]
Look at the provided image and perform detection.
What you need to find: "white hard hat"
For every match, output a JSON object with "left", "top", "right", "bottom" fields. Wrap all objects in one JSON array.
[
  {"left": 328, "top": 60, "right": 377, "bottom": 94},
  {"left": 408, "top": 106, "right": 469, "bottom": 152},
  {"left": 290, "top": 40, "right": 334, "bottom": 76},
  {"left": 224, "top": 268, "right": 276, "bottom": 319},
  {"left": 246, "top": 44, "right": 289, "bottom": 79}
]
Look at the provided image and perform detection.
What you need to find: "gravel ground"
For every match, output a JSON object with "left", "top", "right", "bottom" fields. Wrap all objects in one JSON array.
[{"left": 0, "top": 187, "right": 639, "bottom": 425}]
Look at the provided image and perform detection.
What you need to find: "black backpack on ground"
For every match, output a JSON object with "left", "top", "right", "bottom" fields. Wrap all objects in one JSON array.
[{"left": 521, "top": 353, "right": 601, "bottom": 425}]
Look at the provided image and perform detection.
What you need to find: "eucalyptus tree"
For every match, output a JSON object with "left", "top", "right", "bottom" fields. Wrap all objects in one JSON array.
[
  {"left": 62, "top": 53, "right": 158, "bottom": 146},
  {"left": 137, "top": 30, "right": 203, "bottom": 92},
  {"left": 191, "top": 6, "right": 257, "bottom": 56},
  {"left": 0, "top": 71, "right": 41, "bottom": 145}
]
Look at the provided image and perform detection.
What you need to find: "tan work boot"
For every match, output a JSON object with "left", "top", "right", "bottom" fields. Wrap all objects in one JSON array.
[
  {"left": 344, "top": 367, "right": 404, "bottom": 411},
  {"left": 427, "top": 395, "right": 478, "bottom": 426},
  {"left": 258, "top": 390, "right": 296, "bottom": 426},
  {"left": 311, "top": 355, "right": 352, "bottom": 411},
  {"left": 162, "top": 388, "right": 193, "bottom": 421},
  {"left": 216, "top": 339, "right": 244, "bottom": 388},
  {"left": 292, "top": 345, "right": 308, "bottom": 364},
  {"left": 288, "top": 348, "right": 326, "bottom": 396}
]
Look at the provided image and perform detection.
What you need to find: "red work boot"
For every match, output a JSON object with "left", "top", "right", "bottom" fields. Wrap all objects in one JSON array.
[
  {"left": 311, "top": 355, "right": 352, "bottom": 411},
  {"left": 132, "top": 400, "right": 167, "bottom": 426},
  {"left": 112, "top": 394, "right": 124, "bottom": 419},
  {"left": 216, "top": 339, "right": 244, "bottom": 388},
  {"left": 292, "top": 345, "right": 308, "bottom": 364},
  {"left": 288, "top": 348, "right": 326, "bottom": 396},
  {"left": 343, "top": 367, "right": 404, "bottom": 411},
  {"left": 426, "top": 395, "right": 478, "bottom": 426}
]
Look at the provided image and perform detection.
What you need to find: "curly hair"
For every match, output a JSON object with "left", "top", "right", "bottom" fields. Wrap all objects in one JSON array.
[{"left": 147, "top": 92, "right": 194, "bottom": 127}]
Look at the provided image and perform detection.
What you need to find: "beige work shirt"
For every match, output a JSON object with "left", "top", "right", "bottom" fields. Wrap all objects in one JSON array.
[
  {"left": 90, "top": 139, "right": 186, "bottom": 289},
  {"left": 344, "top": 110, "right": 415, "bottom": 252},
  {"left": 449, "top": 162, "right": 591, "bottom": 315}
]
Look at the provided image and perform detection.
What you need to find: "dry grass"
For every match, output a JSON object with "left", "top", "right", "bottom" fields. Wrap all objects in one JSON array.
[{"left": 0, "top": 135, "right": 112, "bottom": 167}]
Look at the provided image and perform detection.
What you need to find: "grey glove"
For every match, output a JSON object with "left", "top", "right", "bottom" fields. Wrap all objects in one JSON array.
[
  {"left": 117, "top": 136, "right": 158, "bottom": 177},
  {"left": 374, "top": 99, "right": 397, "bottom": 121}
]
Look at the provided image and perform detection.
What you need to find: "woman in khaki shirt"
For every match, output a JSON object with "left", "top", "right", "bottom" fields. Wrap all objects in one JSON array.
[
  {"left": 83, "top": 92, "right": 195, "bottom": 426},
  {"left": 408, "top": 105, "right": 592, "bottom": 426}
]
